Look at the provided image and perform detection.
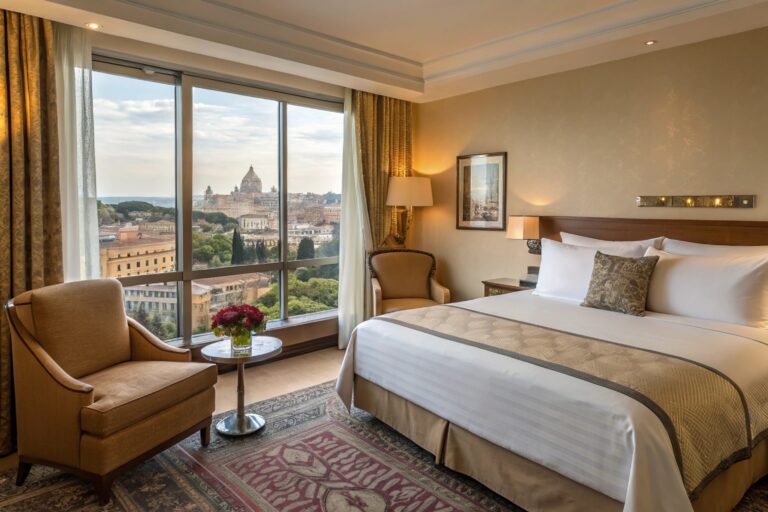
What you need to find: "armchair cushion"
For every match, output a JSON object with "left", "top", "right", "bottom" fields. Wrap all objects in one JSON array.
[
  {"left": 80, "top": 360, "right": 217, "bottom": 437},
  {"left": 369, "top": 250, "right": 435, "bottom": 300},
  {"left": 381, "top": 298, "right": 438, "bottom": 314},
  {"left": 30, "top": 279, "right": 130, "bottom": 378}
]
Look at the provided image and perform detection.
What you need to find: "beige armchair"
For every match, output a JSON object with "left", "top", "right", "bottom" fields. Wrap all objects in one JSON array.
[
  {"left": 5, "top": 279, "right": 217, "bottom": 504},
  {"left": 368, "top": 249, "right": 450, "bottom": 316}
]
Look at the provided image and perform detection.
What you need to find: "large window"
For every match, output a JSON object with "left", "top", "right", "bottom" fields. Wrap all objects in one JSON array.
[{"left": 92, "top": 60, "right": 342, "bottom": 343}]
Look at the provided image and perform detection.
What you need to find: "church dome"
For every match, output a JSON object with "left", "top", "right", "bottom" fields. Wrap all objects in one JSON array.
[{"left": 240, "top": 165, "right": 262, "bottom": 194}]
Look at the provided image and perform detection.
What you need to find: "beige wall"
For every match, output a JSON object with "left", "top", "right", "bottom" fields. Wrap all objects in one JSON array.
[{"left": 411, "top": 27, "right": 768, "bottom": 300}]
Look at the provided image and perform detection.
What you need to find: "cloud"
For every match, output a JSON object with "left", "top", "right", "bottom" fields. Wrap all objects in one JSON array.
[{"left": 94, "top": 84, "right": 342, "bottom": 198}]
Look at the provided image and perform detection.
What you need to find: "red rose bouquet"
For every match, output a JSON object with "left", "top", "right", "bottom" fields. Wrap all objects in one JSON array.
[{"left": 211, "top": 304, "right": 265, "bottom": 351}]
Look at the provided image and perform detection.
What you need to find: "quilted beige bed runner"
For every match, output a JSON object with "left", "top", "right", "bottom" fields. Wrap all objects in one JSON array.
[{"left": 339, "top": 304, "right": 756, "bottom": 500}]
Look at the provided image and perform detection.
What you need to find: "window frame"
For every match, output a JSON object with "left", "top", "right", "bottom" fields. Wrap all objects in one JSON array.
[{"left": 92, "top": 58, "right": 343, "bottom": 345}]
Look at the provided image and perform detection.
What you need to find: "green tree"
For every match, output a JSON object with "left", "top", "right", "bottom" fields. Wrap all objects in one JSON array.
[
  {"left": 297, "top": 237, "right": 315, "bottom": 260},
  {"left": 257, "top": 283, "right": 279, "bottom": 308},
  {"left": 191, "top": 211, "right": 238, "bottom": 226},
  {"left": 317, "top": 223, "right": 339, "bottom": 257},
  {"left": 192, "top": 244, "right": 215, "bottom": 264},
  {"left": 191, "top": 232, "right": 233, "bottom": 266},
  {"left": 133, "top": 303, "right": 149, "bottom": 326},
  {"left": 116, "top": 201, "right": 154, "bottom": 216},
  {"left": 231, "top": 228, "right": 245, "bottom": 265},
  {"left": 255, "top": 239, "right": 267, "bottom": 263},
  {"left": 243, "top": 242, "right": 257, "bottom": 263},
  {"left": 296, "top": 267, "right": 311, "bottom": 282},
  {"left": 148, "top": 314, "right": 164, "bottom": 338},
  {"left": 253, "top": 272, "right": 338, "bottom": 320}
]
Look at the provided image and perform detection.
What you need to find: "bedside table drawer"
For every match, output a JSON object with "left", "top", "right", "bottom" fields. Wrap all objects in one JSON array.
[
  {"left": 482, "top": 279, "right": 531, "bottom": 297},
  {"left": 485, "top": 285, "right": 514, "bottom": 296}
]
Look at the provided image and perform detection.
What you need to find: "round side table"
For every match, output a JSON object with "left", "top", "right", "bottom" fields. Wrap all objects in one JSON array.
[{"left": 201, "top": 336, "right": 282, "bottom": 437}]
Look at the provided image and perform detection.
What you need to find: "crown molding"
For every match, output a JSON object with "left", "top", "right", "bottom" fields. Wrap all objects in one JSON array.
[
  {"left": 423, "top": 0, "right": 731, "bottom": 81},
  {"left": 421, "top": 0, "right": 768, "bottom": 101},
  {"left": 44, "top": 0, "right": 425, "bottom": 92},
  {"left": 5, "top": 0, "right": 768, "bottom": 103}
]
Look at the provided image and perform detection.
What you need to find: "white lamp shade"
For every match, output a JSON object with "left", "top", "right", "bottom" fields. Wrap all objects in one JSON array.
[
  {"left": 386, "top": 176, "right": 433, "bottom": 207},
  {"left": 506, "top": 216, "right": 540, "bottom": 240}
]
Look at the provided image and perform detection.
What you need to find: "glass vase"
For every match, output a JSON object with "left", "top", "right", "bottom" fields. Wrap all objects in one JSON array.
[{"left": 231, "top": 330, "right": 252, "bottom": 354}]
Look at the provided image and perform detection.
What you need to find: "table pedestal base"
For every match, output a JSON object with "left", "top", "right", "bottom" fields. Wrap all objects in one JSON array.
[
  {"left": 201, "top": 338, "right": 283, "bottom": 438},
  {"left": 215, "top": 412, "right": 265, "bottom": 437}
]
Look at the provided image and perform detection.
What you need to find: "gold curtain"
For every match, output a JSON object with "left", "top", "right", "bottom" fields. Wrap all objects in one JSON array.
[
  {"left": 352, "top": 90, "right": 413, "bottom": 248},
  {"left": 0, "top": 11, "right": 63, "bottom": 455}
]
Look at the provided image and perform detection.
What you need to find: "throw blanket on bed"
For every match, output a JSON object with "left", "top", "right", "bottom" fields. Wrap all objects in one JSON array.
[{"left": 337, "top": 304, "right": 751, "bottom": 499}]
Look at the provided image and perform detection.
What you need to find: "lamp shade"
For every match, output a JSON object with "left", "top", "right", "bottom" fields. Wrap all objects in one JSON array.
[
  {"left": 386, "top": 176, "right": 433, "bottom": 207},
  {"left": 506, "top": 216, "right": 540, "bottom": 240}
]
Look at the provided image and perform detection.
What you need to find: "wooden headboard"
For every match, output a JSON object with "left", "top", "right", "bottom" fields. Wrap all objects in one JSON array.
[{"left": 540, "top": 216, "right": 768, "bottom": 246}]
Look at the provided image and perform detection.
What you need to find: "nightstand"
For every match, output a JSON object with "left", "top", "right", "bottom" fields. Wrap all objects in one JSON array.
[
  {"left": 482, "top": 278, "right": 530, "bottom": 296},
  {"left": 482, "top": 268, "right": 539, "bottom": 297}
]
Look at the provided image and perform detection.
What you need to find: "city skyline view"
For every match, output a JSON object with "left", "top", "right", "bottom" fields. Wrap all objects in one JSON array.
[
  {"left": 92, "top": 68, "right": 343, "bottom": 340},
  {"left": 93, "top": 71, "right": 343, "bottom": 198}
]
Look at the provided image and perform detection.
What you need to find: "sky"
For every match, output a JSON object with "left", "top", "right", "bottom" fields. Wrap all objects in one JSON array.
[{"left": 92, "top": 71, "right": 343, "bottom": 198}]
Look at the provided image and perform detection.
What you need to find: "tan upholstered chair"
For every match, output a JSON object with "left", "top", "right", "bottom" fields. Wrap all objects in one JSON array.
[
  {"left": 5, "top": 279, "right": 217, "bottom": 504},
  {"left": 368, "top": 249, "right": 450, "bottom": 316}
]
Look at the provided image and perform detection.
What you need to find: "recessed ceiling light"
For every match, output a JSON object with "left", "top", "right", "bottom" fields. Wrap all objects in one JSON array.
[
  {"left": 644, "top": 40, "right": 657, "bottom": 46},
  {"left": 84, "top": 22, "right": 102, "bottom": 31}
]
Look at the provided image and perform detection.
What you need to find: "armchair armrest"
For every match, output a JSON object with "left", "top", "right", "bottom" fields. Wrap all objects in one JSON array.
[
  {"left": 128, "top": 317, "right": 190, "bottom": 362},
  {"left": 371, "top": 277, "right": 383, "bottom": 317},
  {"left": 430, "top": 277, "right": 450, "bottom": 304},
  {"left": 5, "top": 305, "right": 94, "bottom": 468}
]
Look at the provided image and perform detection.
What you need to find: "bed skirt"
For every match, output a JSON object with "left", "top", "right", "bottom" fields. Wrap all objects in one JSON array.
[{"left": 354, "top": 377, "right": 768, "bottom": 512}]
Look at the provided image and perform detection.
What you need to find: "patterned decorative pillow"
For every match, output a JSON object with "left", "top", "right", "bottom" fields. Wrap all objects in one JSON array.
[{"left": 581, "top": 251, "right": 660, "bottom": 316}]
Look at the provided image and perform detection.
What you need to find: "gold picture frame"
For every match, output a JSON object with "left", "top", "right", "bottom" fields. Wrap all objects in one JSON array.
[{"left": 456, "top": 152, "right": 507, "bottom": 231}]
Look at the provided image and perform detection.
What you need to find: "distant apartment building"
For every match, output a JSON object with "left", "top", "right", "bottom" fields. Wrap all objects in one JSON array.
[
  {"left": 288, "top": 223, "right": 334, "bottom": 244},
  {"left": 124, "top": 273, "right": 271, "bottom": 335},
  {"left": 139, "top": 219, "right": 176, "bottom": 234},
  {"left": 238, "top": 213, "right": 272, "bottom": 231},
  {"left": 124, "top": 284, "right": 178, "bottom": 320},
  {"left": 298, "top": 205, "right": 325, "bottom": 224},
  {"left": 323, "top": 205, "right": 341, "bottom": 224},
  {"left": 99, "top": 225, "right": 176, "bottom": 278}
]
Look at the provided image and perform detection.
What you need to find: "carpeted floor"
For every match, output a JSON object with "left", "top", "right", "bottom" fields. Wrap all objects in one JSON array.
[{"left": 1, "top": 382, "right": 767, "bottom": 511}]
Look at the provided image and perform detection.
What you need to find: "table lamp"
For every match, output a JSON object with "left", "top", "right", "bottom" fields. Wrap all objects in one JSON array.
[
  {"left": 386, "top": 176, "right": 433, "bottom": 245},
  {"left": 506, "top": 216, "right": 541, "bottom": 254}
]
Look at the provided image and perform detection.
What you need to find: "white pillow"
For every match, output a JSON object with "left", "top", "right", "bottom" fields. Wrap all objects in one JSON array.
[
  {"left": 561, "top": 232, "right": 664, "bottom": 252},
  {"left": 661, "top": 238, "right": 768, "bottom": 257},
  {"left": 645, "top": 247, "right": 768, "bottom": 328},
  {"left": 534, "top": 239, "right": 647, "bottom": 302}
]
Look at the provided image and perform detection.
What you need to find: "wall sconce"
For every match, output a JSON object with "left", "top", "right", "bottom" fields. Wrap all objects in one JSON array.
[
  {"left": 506, "top": 216, "right": 541, "bottom": 255},
  {"left": 386, "top": 176, "right": 433, "bottom": 246},
  {"left": 636, "top": 195, "right": 755, "bottom": 208}
]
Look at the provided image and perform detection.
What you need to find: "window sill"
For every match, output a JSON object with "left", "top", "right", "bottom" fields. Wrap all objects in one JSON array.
[
  {"left": 166, "top": 309, "right": 338, "bottom": 349},
  {"left": 264, "top": 309, "right": 338, "bottom": 330}
]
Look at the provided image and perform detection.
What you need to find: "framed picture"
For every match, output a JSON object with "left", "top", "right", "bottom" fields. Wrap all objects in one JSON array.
[{"left": 456, "top": 152, "right": 507, "bottom": 230}]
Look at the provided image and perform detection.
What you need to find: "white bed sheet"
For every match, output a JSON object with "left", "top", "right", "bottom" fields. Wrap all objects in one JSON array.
[{"left": 349, "top": 291, "right": 768, "bottom": 512}]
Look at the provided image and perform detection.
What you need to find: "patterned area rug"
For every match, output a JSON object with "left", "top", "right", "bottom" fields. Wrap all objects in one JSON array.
[{"left": 1, "top": 381, "right": 767, "bottom": 511}]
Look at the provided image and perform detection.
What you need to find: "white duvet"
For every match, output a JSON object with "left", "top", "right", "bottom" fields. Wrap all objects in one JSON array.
[{"left": 343, "top": 291, "right": 768, "bottom": 512}]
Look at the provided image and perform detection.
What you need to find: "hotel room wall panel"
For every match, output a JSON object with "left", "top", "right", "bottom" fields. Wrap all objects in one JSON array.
[{"left": 411, "top": 27, "right": 768, "bottom": 300}]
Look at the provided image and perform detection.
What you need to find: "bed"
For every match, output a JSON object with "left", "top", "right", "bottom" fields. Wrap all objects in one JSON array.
[{"left": 336, "top": 216, "right": 768, "bottom": 512}]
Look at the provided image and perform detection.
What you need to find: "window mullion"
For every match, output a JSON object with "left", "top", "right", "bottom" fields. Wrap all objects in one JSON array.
[
  {"left": 180, "top": 75, "right": 194, "bottom": 343},
  {"left": 278, "top": 102, "right": 289, "bottom": 321}
]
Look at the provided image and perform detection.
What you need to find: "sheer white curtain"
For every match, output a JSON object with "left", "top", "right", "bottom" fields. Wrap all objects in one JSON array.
[
  {"left": 337, "top": 89, "right": 372, "bottom": 348},
  {"left": 55, "top": 24, "right": 99, "bottom": 281}
]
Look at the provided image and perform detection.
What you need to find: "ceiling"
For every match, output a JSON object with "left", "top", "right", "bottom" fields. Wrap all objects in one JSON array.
[
  {"left": 214, "top": 0, "right": 620, "bottom": 63},
  {"left": 6, "top": 0, "right": 768, "bottom": 102}
]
